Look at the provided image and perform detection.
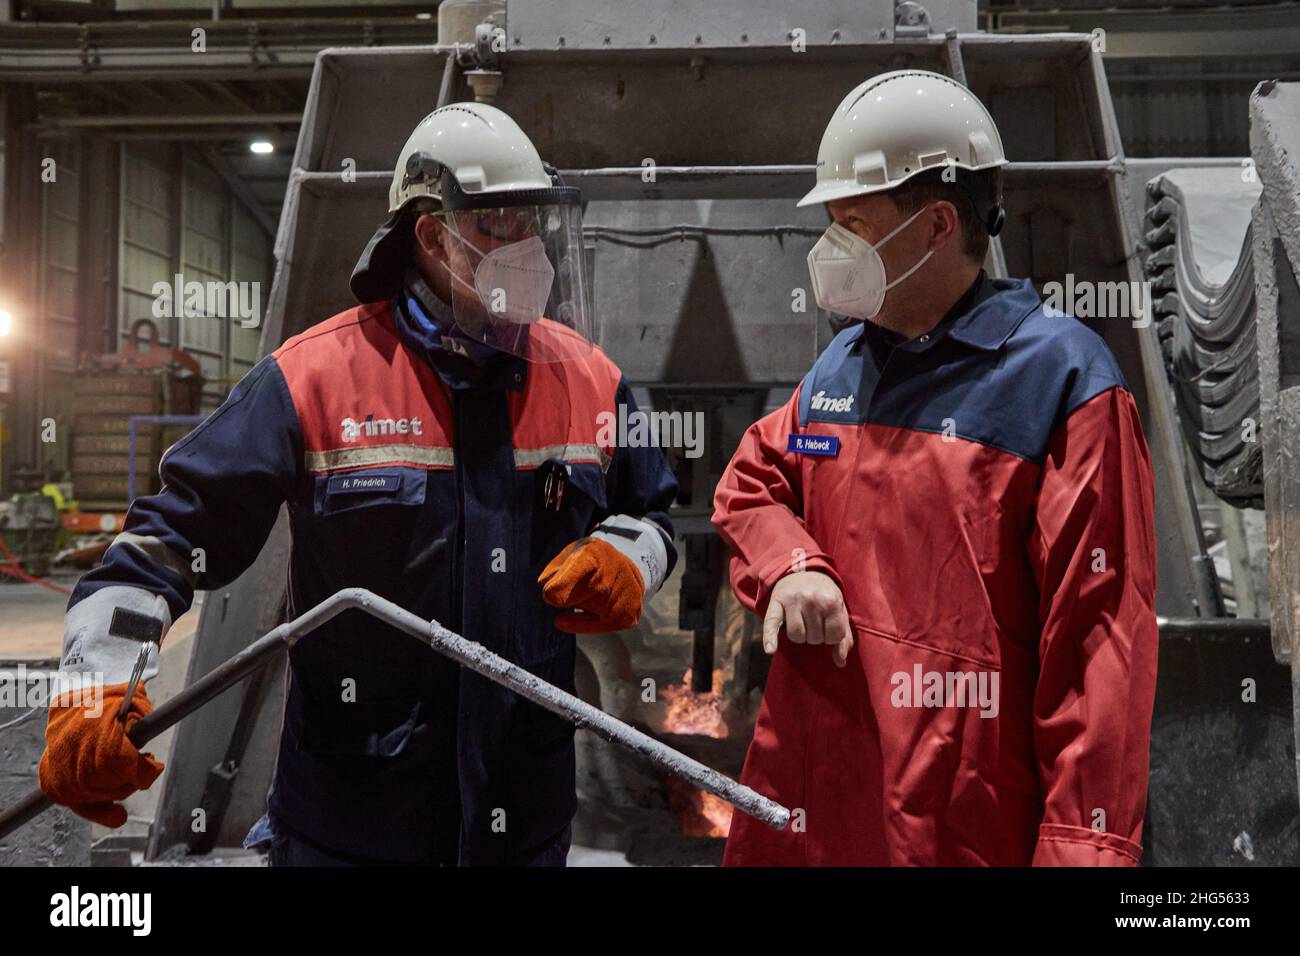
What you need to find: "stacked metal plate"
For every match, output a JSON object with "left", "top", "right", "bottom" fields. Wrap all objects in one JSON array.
[{"left": 1145, "top": 167, "right": 1263, "bottom": 506}]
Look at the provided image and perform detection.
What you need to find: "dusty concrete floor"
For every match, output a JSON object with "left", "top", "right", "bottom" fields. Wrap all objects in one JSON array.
[
  {"left": 0, "top": 573, "right": 201, "bottom": 658},
  {"left": 0, "top": 572, "right": 82, "bottom": 657}
]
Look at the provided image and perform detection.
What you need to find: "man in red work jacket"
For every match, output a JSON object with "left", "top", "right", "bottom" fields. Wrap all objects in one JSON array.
[{"left": 713, "top": 70, "right": 1158, "bottom": 866}]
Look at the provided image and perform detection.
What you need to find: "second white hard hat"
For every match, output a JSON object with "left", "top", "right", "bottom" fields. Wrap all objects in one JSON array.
[
  {"left": 387, "top": 101, "right": 555, "bottom": 213},
  {"left": 798, "top": 69, "right": 1007, "bottom": 208}
]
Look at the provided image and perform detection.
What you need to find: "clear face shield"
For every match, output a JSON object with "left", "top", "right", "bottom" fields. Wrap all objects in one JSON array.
[{"left": 436, "top": 193, "right": 594, "bottom": 364}]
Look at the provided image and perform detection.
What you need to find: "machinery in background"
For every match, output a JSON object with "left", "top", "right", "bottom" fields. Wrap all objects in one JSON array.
[
  {"left": 70, "top": 318, "right": 203, "bottom": 512},
  {"left": 0, "top": 318, "right": 208, "bottom": 579},
  {"left": 1142, "top": 82, "right": 1300, "bottom": 666},
  {"left": 1144, "top": 167, "right": 1263, "bottom": 509},
  {"left": 0, "top": 492, "right": 60, "bottom": 581}
]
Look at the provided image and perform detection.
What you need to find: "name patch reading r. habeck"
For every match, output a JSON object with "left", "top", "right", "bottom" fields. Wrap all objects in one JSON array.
[
  {"left": 328, "top": 472, "right": 402, "bottom": 494},
  {"left": 787, "top": 434, "right": 840, "bottom": 457}
]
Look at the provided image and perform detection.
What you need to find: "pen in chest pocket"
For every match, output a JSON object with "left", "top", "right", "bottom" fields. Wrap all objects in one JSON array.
[{"left": 543, "top": 463, "right": 566, "bottom": 511}]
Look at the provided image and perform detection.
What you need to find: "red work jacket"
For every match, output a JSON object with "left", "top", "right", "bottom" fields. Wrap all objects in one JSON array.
[{"left": 713, "top": 277, "right": 1158, "bottom": 866}]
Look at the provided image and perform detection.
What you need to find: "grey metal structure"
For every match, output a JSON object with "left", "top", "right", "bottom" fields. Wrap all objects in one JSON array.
[
  {"left": 1112, "top": 84, "right": 1300, "bottom": 857},
  {"left": 1250, "top": 80, "right": 1300, "bottom": 778},
  {"left": 1143, "top": 167, "right": 1262, "bottom": 507},
  {"left": 148, "top": 1, "right": 1287, "bottom": 863},
  {"left": 255, "top": 14, "right": 1214, "bottom": 603}
]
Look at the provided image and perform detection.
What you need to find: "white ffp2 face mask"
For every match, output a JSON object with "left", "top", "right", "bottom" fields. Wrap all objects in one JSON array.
[
  {"left": 450, "top": 233, "right": 556, "bottom": 325},
  {"left": 806, "top": 206, "right": 934, "bottom": 320}
]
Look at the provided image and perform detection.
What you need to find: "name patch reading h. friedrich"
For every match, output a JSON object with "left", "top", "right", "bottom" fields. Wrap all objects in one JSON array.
[{"left": 328, "top": 472, "right": 402, "bottom": 494}]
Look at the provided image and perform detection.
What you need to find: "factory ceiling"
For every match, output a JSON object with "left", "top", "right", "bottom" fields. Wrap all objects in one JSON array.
[{"left": 2, "top": 8, "right": 441, "bottom": 226}]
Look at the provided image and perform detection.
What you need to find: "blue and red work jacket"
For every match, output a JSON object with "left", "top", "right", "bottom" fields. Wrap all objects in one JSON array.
[
  {"left": 713, "top": 275, "right": 1158, "bottom": 866},
  {"left": 73, "top": 283, "right": 678, "bottom": 864}
]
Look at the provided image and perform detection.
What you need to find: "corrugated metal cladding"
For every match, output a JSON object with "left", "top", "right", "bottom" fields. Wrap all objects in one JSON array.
[
  {"left": 120, "top": 142, "right": 268, "bottom": 412},
  {"left": 1107, "top": 62, "right": 1262, "bottom": 157},
  {"left": 38, "top": 140, "right": 81, "bottom": 477}
]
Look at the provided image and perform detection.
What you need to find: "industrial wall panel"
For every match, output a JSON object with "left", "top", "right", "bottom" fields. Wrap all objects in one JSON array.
[
  {"left": 181, "top": 316, "right": 223, "bottom": 358},
  {"left": 43, "top": 269, "right": 78, "bottom": 372},
  {"left": 39, "top": 139, "right": 81, "bottom": 478},
  {"left": 179, "top": 157, "right": 231, "bottom": 412},
  {"left": 121, "top": 143, "right": 178, "bottom": 346},
  {"left": 230, "top": 203, "right": 269, "bottom": 381},
  {"left": 122, "top": 244, "right": 172, "bottom": 287},
  {"left": 120, "top": 203, "right": 172, "bottom": 258},
  {"left": 46, "top": 169, "right": 78, "bottom": 219},
  {"left": 183, "top": 160, "right": 227, "bottom": 240},
  {"left": 587, "top": 198, "right": 831, "bottom": 385},
  {"left": 113, "top": 143, "right": 273, "bottom": 408},
  {"left": 1111, "top": 70, "right": 1255, "bottom": 156},
  {"left": 123, "top": 144, "right": 172, "bottom": 213},
  {"left": 45, "top": 215, "right": 79, "bottom": 266},
  {"left": 44, "top": 266, "right": 77, "bottom": 321},
  {"left": 121, "top": 246, "right": 174, "bottom": 344},
  {"left": 183, "top": 231, "right": 226, "bottom": 278},
  {"left": 120, "top": 290, "right": 167, "bottom": 341}
]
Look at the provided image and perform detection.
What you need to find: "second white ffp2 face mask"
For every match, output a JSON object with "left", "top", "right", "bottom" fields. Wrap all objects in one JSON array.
[{"left": 806, "top": 206, "right": 934, "bottom": 320}]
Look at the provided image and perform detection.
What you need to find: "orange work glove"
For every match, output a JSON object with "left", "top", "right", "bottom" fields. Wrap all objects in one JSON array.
[
  {"left": 541, "top": 514, "right": 670, "bottom": 634},
  {"left": 39, "top": 682, "right": 164, "bottom": 828},
  {"left": 540, "top": 537, "right": 645, "bottom": 634}
]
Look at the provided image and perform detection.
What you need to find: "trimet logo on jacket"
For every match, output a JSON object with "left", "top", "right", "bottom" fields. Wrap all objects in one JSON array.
[
  {"left": 809, "top": 390, "right": 855, "bottom": 414},
  {"left": 341, "top": 414, "right": 425, "bottom": 442}
]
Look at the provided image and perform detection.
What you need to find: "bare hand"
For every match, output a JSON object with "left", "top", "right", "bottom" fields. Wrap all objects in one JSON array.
[{"left": 763, "top": 571, "right": 853, "bottom": 667}]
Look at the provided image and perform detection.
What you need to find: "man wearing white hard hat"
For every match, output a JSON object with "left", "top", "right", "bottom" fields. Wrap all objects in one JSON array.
[
  {"left": 39, "top": 103, "right": 678, "bottom": 866},
  {"left": 713, "top": 70, "right": 1158, "bottom": 866}
]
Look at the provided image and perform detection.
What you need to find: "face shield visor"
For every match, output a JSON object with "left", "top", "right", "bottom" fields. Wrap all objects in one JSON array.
[{"left": 435, "top": 186, "right": 593, "bottom": 364}]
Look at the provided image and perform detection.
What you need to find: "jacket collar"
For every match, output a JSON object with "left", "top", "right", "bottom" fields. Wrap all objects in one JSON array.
[
  {"left": 945, "top": 277, "right": 1041, "bottom": 351},
  {"left": 391, "top": 269, "right": 526, "bottom": 392},
  {"left": 849, "top": 274, "right": 1040, "bottom": 355}
]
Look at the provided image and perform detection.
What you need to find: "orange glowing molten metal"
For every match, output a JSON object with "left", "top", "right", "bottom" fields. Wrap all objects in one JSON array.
[
  {"left": 657, "top": 669, "right": 735, "bottom": 838},
  {"left": 657, "top": 669, "right": 728, "bottom": 739},
  {"left": 667, "top": 779, "right": 734, "bottom": 838}
]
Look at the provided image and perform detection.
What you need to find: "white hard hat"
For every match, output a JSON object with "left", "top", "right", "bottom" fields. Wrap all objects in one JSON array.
[
  {"left": 387, "top": 101, "right": 554, "bottom": 213},
  {"left": 352, "top": 102, "right": 568, "bottom": 304},
  {"left": 798, "top": 70, "right": 1007, "bottom": 209},
  {"left": 351, "top": 102, "right": 595, "bottom": 364}
]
